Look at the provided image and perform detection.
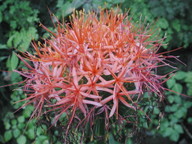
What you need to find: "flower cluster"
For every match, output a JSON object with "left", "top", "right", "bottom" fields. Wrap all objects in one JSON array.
[{"left": 16, "top": 10, "right": 172, "bottom": 128}]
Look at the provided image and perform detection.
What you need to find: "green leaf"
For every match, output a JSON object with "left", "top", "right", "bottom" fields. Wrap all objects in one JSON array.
[
  {"left": 11, "top": 119, "right": 17, "bottom": 126},
  {"left": 54, "top": 130, "right": 59, "bottom": 136},
  {"left": 143, "top": 92, "right": 149, "bottom": 98},
  {"left": 18, "top": 123, "right": 25, "bottom": 129},
  {"left": 13, "top": 31, "right": 22, "bottom": 48},
  {"left": 187, "top": 83, "right": 192, "bottom": 95},
  {"left": 167, "top": 96, "right": 174, "bottom": 103},
  {"left": 41, "top": 124, "right": 47, "bottom": 130},
  {"left": 7, "top": 33, "right": 15, "bottom": 48},
  {"left": 10, "top": 52, "right": 19, "bottom": 70},
  {"left": 174, "top": 71, "right": 186, "bottom": 80},
  {"left": 27, "top": 128, "right": 35, "bottom": 140},
  {"left": 142, "top": 122, "right": 148, "bottom": 128},
  {"left": 11, "top": 72, "right": 21, "bottom": 82},
  {"left": 170, "top": 116, "right": 179, "bottom": 124},
  {"left": 4, "top": 121, "right": 11, "bottom": 130},
  {"left": 126, "top": 139, "right": 133, "bottom": 144},
  {"left": 109, "top": 133, "right": 119, "bottom": 144},
  {"left": 4, "top": 130, "right": 12, "bottom": 142},
  {"left": 19, "top": 27, "right": 38, "bottom": 51},
  {"left": 153, "top": 107, "right": 160, "bottom": 114},
  {"left": 185, "top": 72, "right": 192, "bottom": 83},
  {"left": 159, "top": 120, "right": 169, "bottom": 131},
  {"left": 157, "top": 18, "right": 169, "bottom": 29},
  {"left": 37, "top": 127, "right": 43, "bottom": 136},
  {"left": 174, "top": 95, "right": 182, "bottom": 104},
  {"left": 13, "top": 129, "right": 21, "bottom": 138},
  {"left": 170, "top": 104, "right": 178, "bottom": 112},
  {"left": 27, "top": 119, "right": 36, "bottom": 129},
  {"left": 174, "top": 124, "right": 183, "bottom": 134},
  {"left": 42, "top": 140, "right": 49, "bottom": 144},
  {"left": 187, "top": 117, "right": 192, "bottom": 123},
  {"left": 23, "top": 105, "right": 34, "bottom": 118},
  {"left": 165, "top": 106, "right": 171, "bottom": 112},
  {"left": 37, "top": 135, "right": 49, "bottom": 142},
  {"left": 17, "top": 116, "right": 25, "bottom": 123},
  {"left": 169, "top": 132, "right": 179, "bottom": 142},
  {"left": 162, "top": 127, "right": 174, "bottom": 137},
  {"left": 0, "top": 56, "right": 6, "bottom": 62},
  {"left": 166, "top": 78, "right": 176, "bottom": 89},
  {"left": 184, "top": 102, "right": 192, "bottom": 108},
  {"left": 10, "top": 20, "right": 17, "bottom": 29},
  {"left": 172, "top": 20, "right": 181, "bottom": 32},
  {"left": 174, "top": 108, "right": 186, "bottom": 119},
  {"left": 56, "top": 1, "right": 71, "bottom": 16},
  {"left": 172, "top": 83, "right": 182, "bottom": 94},
  {"left": 0, "top": 44, "right": 6, "bottom": 49},
  {"left": 17, "top": 135, "right": 27, "bottom": 144},
  {"left": 7, "top": 27, "right": 38, "bottom": 51}
]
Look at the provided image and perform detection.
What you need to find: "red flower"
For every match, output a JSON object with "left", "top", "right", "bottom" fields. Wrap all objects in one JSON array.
[{"left": 16, "top": 9, "right": 175, "bottom": 130}]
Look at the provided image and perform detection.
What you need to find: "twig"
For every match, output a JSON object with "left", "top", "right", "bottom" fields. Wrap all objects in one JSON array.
[{"left": 182, "top": 123, "right": 192, "bottom": 139}]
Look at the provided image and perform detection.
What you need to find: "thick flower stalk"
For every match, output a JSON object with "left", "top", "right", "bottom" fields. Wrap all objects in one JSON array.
[{"left": 16, "top": 10, "right": 174, "bottom": 129}]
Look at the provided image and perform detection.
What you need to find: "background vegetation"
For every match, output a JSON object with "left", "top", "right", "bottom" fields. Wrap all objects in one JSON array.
[{"left": 0, "top": 0, "right": 192, "bottom": 143}]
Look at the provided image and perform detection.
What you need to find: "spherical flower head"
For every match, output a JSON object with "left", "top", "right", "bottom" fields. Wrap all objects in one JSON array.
[{"left": 16, "top": 9, "right": 175, "bottom": 132}]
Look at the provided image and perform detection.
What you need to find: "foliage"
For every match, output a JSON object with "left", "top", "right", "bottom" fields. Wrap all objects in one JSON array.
[
  {"left": 0, "top": 0, "right": 39, "bottom": 73},
  {"left": 55, "top": 0, "right": 125, "bottom": 18},
  {"left": 122, "top": 0, "right": 192, "bottom": 49},
  {"left": 2, "top": 103, "right": 62, "bottom": 143},
  {"left": 137, "top": 71, "right": 192, "bottom": 143}
]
